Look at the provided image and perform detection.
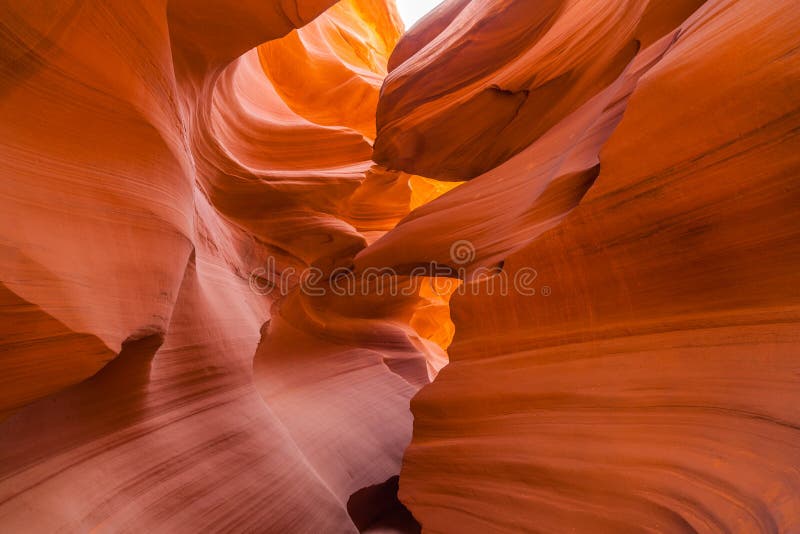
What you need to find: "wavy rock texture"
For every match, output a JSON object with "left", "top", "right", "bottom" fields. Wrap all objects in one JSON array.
[
  {"left": 373, "top": 0, "right": 710, "bottom": 180},
  {"left": 371, "top": 0, "right": 800, "bottom": 532},
  {"left": 0, "top": 1, "right": 428, "bottom": 532},
  {"left": 2, "top": 0, "right": 799, "bottom": 532}
]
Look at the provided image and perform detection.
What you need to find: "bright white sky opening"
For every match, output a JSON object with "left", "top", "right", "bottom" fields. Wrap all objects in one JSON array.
[{"left": 395, "top": 0, "right": 444, "bottom": 29}]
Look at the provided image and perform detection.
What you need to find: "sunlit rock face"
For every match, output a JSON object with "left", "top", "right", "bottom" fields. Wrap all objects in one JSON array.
[
  {"left": 0, "top": 1, "right": 427, "bottom": 532},
  {"left": 372, "top": 0, "right": 800, "bottom": 532},
  {"left": 1, "top": 0, "right": 799, "bottom": 533}
]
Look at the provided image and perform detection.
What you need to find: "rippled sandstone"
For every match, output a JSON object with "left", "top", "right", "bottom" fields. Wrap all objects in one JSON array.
[
  {"left": 373, "top": 0, "right": 800, "bottom": 532},
  {"left": 1, "top": 0, "right": 799, "bottom": 533},
  {"left": 0, "top": 1, "right": 427, "bottom": 532}
]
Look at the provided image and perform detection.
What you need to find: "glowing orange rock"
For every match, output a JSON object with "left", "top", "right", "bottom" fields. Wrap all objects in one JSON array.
[
  {"left": 373, "top": 0, "right": 706, "bottom": 180},
  {"left": 382, "top": 0, "right": 800, "bottom": 531},
  {"left": 0, "top": 1, "right": 425, "bottom": 531},
  {"left": 2, "top": 0, "right": 798, "bottom": 531}
]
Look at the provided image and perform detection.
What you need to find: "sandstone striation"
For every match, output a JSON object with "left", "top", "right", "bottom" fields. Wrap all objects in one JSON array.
[
  {"left": 375, "top": 1, "right": 800, "bottom": 532},
  {"left": 1, "top": 0, "right": 798, "bottom": 532},
  {"left": 0, "top": 1, "right": 427, "bottom": 531}
]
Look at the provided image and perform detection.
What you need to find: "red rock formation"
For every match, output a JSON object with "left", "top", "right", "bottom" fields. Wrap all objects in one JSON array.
[
  {"left": 0, "top": 1, "right": 424, "bottom": 531},
  {"left": 370, "top": 0, "right": 800, "bottom": 532},
  {"left": 375, "top": 0, "right": 707, "bottom": 180},
  {"left": 2, "top": 0, "right": 799, "bottom": 532}
]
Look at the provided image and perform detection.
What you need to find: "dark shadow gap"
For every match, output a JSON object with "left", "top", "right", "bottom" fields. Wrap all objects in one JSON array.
[{"left": 347, "top": 475, "right": 420, "bottom": 533}]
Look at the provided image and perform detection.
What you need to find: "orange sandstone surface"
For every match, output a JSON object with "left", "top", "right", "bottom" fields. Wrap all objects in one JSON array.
[
  {"left": 1, "top": 0, "right": 799, "bottom": 533},
  {"left": 0, "top": 1, "right": 430, "bottom": 532}
]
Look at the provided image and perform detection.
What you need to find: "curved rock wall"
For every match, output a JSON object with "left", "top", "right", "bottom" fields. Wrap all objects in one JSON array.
[
  {"left": 374, "top": 0, "right": 800, "bottom": 532},
  {"left": 2, "top": 0, "right": 799, "bottom": 532},
  {"left": 0, "top": 1, "right": 428, "bottom": 532}
]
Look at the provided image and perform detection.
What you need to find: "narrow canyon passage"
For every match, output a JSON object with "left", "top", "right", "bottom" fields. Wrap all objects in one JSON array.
[
  {"left": 0, "top": 1, "right": 453, "bottom": 532},
  {"left": 1, "top": 0, "right": 799, "bottom": 533}
]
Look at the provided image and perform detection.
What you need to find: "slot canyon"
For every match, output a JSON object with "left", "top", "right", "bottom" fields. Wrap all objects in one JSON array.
[{"left": 1, "top": 0, "right": 799, "bottom": 532}]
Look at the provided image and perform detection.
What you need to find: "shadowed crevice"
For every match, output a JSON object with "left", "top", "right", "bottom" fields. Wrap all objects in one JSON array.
[{"left": 347, "top": 475, "right": 421, "bottom": 533}]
